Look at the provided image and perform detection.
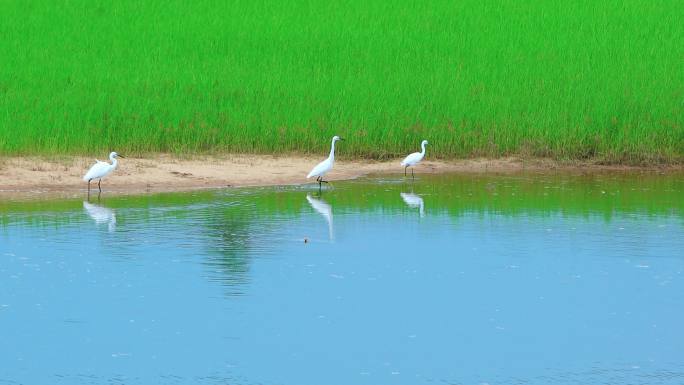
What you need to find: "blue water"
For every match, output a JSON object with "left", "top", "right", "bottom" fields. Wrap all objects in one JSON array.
[{"left": 1, "top": 174, "right": 683, "bottom": 385}]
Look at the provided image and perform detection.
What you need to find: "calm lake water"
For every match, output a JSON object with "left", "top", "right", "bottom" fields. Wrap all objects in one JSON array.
[{"left": 1, "top": 173, "right": 683, "bottom": 385}]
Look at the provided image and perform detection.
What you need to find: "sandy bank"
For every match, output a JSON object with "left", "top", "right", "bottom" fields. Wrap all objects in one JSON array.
[{"left": 0, "top": 155, "right": 680, "bottom": 200}]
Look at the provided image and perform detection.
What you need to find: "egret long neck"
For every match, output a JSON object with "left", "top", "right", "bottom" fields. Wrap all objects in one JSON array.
[
  {"left": 420, "top": 142, "right": 426, "bottom": 155},
  {"left": 110, "top": 155, "right": 118, "bottom": 168},
  {"left": 328, "top": 140, "right": 336, "bottom": 160}
]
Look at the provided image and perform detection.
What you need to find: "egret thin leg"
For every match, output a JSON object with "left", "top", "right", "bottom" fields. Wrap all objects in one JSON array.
[
  {"left": 412, "top": 168, "right": 415, "bottom": 179},
  {"left": 98, "top": 179, "right": 102, "bottom": 192},
  {"left": 405, "top": 166, "right": 407, "bottom": 176}
]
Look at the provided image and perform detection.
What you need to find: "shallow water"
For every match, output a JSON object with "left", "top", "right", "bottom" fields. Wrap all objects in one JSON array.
[{"left": 1, "top": 173, "right": 683, "bottom": 385}]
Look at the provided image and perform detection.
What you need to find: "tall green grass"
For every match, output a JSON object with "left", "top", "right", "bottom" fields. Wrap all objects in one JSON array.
[{"left": 0, "top": 0, "right": 682, "bottom": 163}]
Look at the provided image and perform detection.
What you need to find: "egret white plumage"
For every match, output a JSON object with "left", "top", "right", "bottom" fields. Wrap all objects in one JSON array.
[
  {"left": 83, "top": 152, "right": 124, "bottom": 193},
  {"left": 400, "top": 140, "right": 428, "bottom": 178},
  {"left": 307, "top": 136, "right": 344, "bottom": 189}
]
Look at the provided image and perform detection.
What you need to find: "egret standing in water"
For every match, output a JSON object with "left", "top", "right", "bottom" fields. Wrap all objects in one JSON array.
[
  {"left": 400, "top": 140, "right": 428, "bottom": 178},
  {"left": 83, "top": 152, "right": 124, "bottom": 194},
  {"left": 307, "top": 136, "right": 344, "bottom": 189}
]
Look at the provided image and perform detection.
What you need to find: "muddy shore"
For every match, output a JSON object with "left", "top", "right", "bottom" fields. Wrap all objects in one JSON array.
[{"left": 0, "top": 155, "right": 679, "bottom": 200}]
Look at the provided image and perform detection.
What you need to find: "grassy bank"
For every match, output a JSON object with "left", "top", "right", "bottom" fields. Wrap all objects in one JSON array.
[{"left": 0, "top": 1, "right": 682, "bottom": 163}]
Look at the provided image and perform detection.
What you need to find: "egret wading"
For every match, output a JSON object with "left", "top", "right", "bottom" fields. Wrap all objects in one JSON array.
[
  {"left": 83, "top": 152, "right": 124, "bottom": 194},
  {"left": 400, "top": 140, "right": 428, "bottom": 178},
  {"left": 307, "top": 136, "right": 344, "bottom": 190}
]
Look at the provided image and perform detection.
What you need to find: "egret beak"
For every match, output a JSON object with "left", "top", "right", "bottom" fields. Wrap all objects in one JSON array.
[
  {"left": 339, "top": 138, "right": 345, "bottom": 141},
  {"left": 118, "top": 155, "right": 126, "bottom": 158}
]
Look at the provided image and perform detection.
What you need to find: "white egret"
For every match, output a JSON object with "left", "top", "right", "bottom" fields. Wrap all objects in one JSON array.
[
  {"left": 400, "top": 192, "right": 425, "bottom": 218},
  {"left": 83, "top": 152, "right": 124, "bottom": 193},
  {"left": 400, "top": 140, "right": 428, "bottom": 178},
  {"left": 307, "top": 136, "right": 344, "bottom": 189},
  {"left": 306, "top": 194, "right": 333, "bottom": 240}
]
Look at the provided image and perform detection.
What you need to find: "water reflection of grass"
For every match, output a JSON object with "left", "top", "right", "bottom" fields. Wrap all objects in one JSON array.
[
  {"left": 202, "top": 209, "right": 255, "bottom": 295},
  {"left": 1, "top": 174, "right": 680, "bottom": 291},
  {"left": 1, "top": 174, "right": 682, "bottom": 229}
]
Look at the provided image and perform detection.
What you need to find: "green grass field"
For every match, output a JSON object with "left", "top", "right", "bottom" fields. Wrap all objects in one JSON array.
[{"left": 0, "top": 0, "right": 682, "bottom": 163}]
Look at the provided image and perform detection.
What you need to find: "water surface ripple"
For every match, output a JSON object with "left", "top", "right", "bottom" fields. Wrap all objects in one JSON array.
[{"left": 1, "top": 173, "right": 682, "bottom": 385}]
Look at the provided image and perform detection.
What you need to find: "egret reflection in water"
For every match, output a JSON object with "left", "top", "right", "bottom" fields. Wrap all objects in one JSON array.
[
  {"left": 306, "top": 193, "right": 333, "bottom": 240},
  {"left": 82, "top": 200, "right": 116, "bottom": 232},
  {"left": 1, "top": 173, "right": 684, "bottom": 385},
  {"left": 400, "top": 192, "right": 425, "bottom": 217}
]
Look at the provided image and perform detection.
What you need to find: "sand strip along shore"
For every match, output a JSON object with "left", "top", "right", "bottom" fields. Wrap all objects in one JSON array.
[{"left": 0, "top": 155, "right": 680, "bottom": 200}]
